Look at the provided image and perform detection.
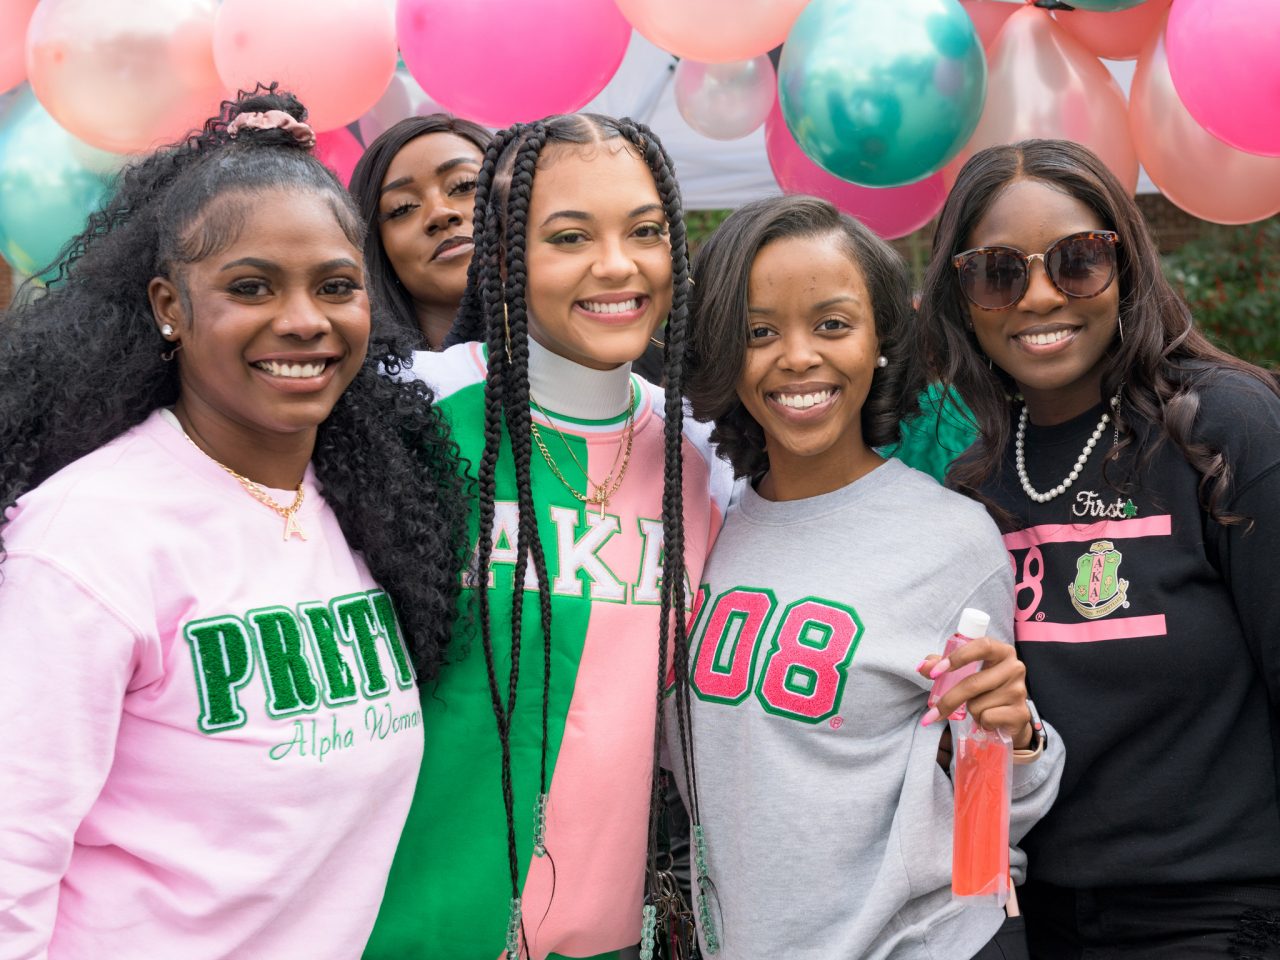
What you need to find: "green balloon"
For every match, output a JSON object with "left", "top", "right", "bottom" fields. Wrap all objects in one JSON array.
[
  {"left": 0, "top": 86, "right": 115, "bottom": 278},
  {"left": 779, "top": 0, "right": 986, "bottom": 188},
  {"left": 1068, "top": 0, "right": 1148, "bottom": 10}
]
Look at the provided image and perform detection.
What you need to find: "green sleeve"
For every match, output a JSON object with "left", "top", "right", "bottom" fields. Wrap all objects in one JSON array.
[{"left": 882, "top": 384, "right": 977, "bottom": 484}]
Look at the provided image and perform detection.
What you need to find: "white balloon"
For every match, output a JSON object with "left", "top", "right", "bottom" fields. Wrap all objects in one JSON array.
[
  {"left": 674, "top": 55, "right": 776, "bottom": 141},
  {"left": 357, "top": 69, "right": 444, "bottom": 145}
]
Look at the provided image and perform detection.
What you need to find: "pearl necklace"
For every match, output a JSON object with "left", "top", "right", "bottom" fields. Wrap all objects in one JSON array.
[{"left": 1015, "top": 396, "right": 1118, "bottom": 504}]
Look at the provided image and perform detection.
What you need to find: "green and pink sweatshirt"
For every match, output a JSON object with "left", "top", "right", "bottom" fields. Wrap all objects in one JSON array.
[
  {"left": 0, "top": 411, "right": 424, "bottom": 960},
  {"left": 364, "top": 341, "right": 734, "bottom": 960}
]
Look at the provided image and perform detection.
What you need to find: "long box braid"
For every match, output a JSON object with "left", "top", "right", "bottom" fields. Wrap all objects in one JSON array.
[{"left": 447, "top": 113, "right": 715, "bottom": 957}]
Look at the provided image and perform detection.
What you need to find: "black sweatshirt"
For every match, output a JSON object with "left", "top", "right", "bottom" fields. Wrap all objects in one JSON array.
[{"left": 980, "top": 367, "right": 1280, "bottom": 888}]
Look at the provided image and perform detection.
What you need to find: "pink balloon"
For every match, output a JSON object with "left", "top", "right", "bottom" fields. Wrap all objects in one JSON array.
[
  {"left": 1167, "top": 0, "right": 1280, "bottom": 157},
  {"left": 315, "top": 128, "right": 365, "bottom": 189},
  {"left": 765, "top": 103, "right": 946, "bottom": 240},
  {"left": 214, "top": 0, "right": 396, "bottom": 133},
  {"left": 398, "top": 0, "right": 630, "bottom": 128},
  {"left": 1054, "top": 0, "right": 1170, "bottom": 61},
  {"left": 25, "top": 0, "right": 227, "bottom": 154},
  {"left": 960, "top": 0, "right": 1018, "bottom": 50},
  {"left": 614, "top": 0, "right": 809, "bottom": 62},
  {"left": 0, "top": 0, "right": 37, "bottom": 94},
  {"left": 947, "top": 5, "right": 1138, "bottom": 194},
  {"left": 1130, "top": 20, "right": 1280, "bottom": 224}
]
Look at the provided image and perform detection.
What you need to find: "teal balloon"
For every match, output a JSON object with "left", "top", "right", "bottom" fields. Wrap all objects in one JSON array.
[
  {"left": 1068, "top": 0, "right": 1148, "bottom": 9},
  {"left": 0, "top": 86, "right": 115, "bottom": 278},
  {"left": 779, "top": 0, "right": 987, "bottom": 187}
]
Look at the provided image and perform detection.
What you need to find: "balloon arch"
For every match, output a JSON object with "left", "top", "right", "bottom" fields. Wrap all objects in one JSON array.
[{"left": 1, "top": 0, "right": 1278, "bottom": 276}]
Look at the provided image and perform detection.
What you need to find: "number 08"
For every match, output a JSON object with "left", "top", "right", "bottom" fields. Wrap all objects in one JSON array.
[{"left": 692, "top": 590, "right": 863, "bottom": 723}]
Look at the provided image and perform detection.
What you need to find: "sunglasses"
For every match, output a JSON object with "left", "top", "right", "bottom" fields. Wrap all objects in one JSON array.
[{"left": 953, "top": 230, "right": 1120, "bottom": 311}]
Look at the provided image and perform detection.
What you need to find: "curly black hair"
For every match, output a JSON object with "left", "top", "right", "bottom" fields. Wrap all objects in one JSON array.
[
  {"left": 686, "top": 194, "right": 922, "bottom": 480},
  {"left": 446, "top": 113, "right": 711, "bottom": 952},
  {"left": 916, "top": 139, "right": 1280, "bottom": 530},
  {"left": 348, "top": 114, "right": 493, "bottom": 349},
  {"left": 0, "top": 85, "right": 470, "bottom": 680}
]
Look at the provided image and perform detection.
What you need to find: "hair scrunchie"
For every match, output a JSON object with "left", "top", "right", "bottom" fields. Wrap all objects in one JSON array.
[{"left": 226, "top": 109, "right": 316, "bottom": 149}]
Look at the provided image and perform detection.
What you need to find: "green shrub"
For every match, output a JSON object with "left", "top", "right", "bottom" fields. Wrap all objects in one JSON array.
[
  {"left": 686, "top": 209, "right": 732, "bottom": 254},
  {"left": 1162, "top": 217, "right": 1280, "bottom": 369}
]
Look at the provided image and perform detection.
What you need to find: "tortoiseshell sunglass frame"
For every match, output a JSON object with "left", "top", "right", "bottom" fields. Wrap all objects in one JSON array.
[{"left": 952, "top": 230, "right": 1121, "bottom": 310}]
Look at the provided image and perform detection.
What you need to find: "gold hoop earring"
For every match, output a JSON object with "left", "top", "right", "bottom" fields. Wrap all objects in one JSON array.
[
  {"left": 161, "top": 341, "right": 183, "bottom": 362},
  {"left": 650, "top": 336, "right": 665, "bottom": 349},
  {"left": 1117, "top": 314, "right": 1125, "bottom": 343}
]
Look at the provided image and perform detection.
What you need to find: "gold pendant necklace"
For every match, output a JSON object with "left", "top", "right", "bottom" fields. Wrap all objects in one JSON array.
[
  {"left": 177, "top": 425, "right": 308, "bottom": 541},
  {"left": 529, "top": 382, "right": 636, "bottom": 518}
]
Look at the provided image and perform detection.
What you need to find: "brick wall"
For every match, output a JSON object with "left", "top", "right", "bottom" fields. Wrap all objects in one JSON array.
[{"left": 1134, "top": 193, "right": 1211, "bottom": 250}]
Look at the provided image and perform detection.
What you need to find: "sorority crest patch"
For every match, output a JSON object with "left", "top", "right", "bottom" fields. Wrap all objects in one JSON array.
[{"left": 1069, "top": 539, "right": 1130, "bottom": 620}]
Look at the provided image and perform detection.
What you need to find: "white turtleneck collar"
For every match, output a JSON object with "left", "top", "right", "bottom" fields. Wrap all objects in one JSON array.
[{"left": 526, "top": 337, "right": 634, "bottom": 422}]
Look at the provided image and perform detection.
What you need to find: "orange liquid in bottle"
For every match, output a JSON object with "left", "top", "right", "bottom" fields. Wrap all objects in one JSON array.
[{"left": 952, "top": 733, "right": 1010, "bottom": 897}]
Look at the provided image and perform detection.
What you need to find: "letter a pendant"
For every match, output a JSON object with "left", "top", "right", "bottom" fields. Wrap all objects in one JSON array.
[
  {"left": 283, "top": 512, "right": 307, "bottom": 541},
  {"left": 588, "top": 491, "right": 608, "bottom": 519}
]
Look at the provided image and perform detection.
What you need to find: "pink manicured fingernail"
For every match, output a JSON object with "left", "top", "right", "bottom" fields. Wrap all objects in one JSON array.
[
  {"left": 920, "top": 707, "right": 941, "bottom": 727},
  {"left": 928, "top": 658, "right": 952, "bottom": 679},
  {"left": 915, "top": 658, "right": 930, "bottom": 673}
]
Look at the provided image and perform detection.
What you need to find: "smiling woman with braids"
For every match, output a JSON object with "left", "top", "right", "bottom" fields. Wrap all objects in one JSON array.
[
  {"left": 0, "top": 87, "right": 468, "bottom": 958},
  {"left": 363, "top": 114, "right": 734, "bottom": 960}
]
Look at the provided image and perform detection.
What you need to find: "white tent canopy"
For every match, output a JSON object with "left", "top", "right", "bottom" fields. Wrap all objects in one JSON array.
[{"left": 584, "top": 33, "right": 1153, "bottom": 210}]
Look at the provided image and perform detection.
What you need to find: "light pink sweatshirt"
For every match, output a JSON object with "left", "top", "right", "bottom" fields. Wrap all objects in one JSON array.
[{"left": 0, "top": 411, "right": 424, "bottom": 960}]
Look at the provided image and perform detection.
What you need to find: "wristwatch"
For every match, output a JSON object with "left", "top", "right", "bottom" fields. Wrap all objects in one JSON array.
[{"left": 1013, "top": 697, "right": 1047, "bottom": 764}]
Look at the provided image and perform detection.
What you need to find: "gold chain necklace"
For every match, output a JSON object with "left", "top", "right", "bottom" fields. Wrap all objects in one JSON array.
[
  {"left": 178, "top": 425, "right": 308, "bottom": 541},
  {"left": 529, "top": 382, "right": 636, "bottom": 518},
  {"left": 533, "top": 381, "right": 633, "bottom": 486}
]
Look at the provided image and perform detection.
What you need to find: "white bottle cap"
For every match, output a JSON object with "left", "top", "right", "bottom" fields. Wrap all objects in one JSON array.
[{"left": 956, "top": 607, "right": 990, "bottom": 639}]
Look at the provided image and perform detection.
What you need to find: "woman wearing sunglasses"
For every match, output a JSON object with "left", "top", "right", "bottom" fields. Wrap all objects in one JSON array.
[{"left": 917, "top": 139, "right": 1280, "bottom": 959}]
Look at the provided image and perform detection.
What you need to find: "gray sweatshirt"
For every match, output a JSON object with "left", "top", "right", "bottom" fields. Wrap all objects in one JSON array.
[{"left": 668, "top": 458, "right": 1064, "bottom": 960}]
